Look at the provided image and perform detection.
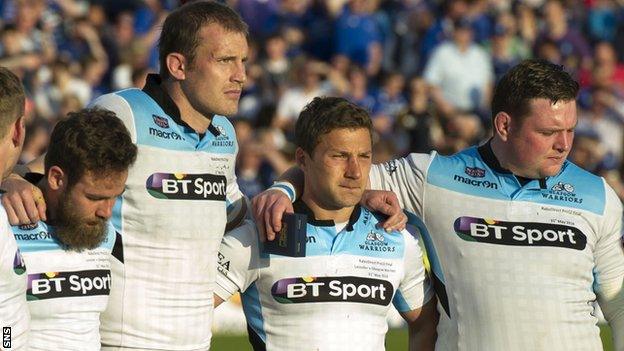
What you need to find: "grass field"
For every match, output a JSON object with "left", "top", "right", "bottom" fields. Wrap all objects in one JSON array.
[{"left": 211, "top": 325, "right": 614, "bottom": 350}]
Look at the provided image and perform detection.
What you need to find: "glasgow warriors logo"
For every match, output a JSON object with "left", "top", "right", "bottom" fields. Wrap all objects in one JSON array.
[
  {"left": 359, "top": 230, "right": 395, "bottom": 252},
  {"left": 551, "top": 182, "right": 574, "bottom": 193}
]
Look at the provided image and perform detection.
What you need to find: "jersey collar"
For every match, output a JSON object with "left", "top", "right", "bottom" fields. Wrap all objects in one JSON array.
[
  {"left": 293, "top": 200, "right": 362, "bottom": 231},
  {"left": 477, "top": 139, "right": 548, "bottom": 189},
  {"left": 141, "top": 74, "right": 221, "bottom": 137}
]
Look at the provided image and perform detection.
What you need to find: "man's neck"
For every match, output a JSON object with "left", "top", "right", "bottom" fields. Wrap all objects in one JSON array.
[
  {"left": 490, "top": 137, "right": 535, "bottom": 179},
  {"left": 162, "top": 80, "right": 212, "bottom": 133},
  {"left": 301, "top": 193, "right": 355, "bottom": 223}
]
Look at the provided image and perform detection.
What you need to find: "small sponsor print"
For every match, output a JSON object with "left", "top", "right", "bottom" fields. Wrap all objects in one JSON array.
[
  {"left": 152, "top": 114, "right": 169, "bottom": 128},
  {"left": 454, "top": 216, "right": 586, "bottom": 250},
  {"left": 18, "top": 223, "right": 38, "bottom": 230},
  {"left": 464, "top": 166, "right": 486, "bottom": 178},
  {"left": 14, "top": 231, "right": 52, "bottom": 241},
  {"left": 271, "top": 276, "right": 393, "bottom": 305},
  {"left": 384, "top": 160, "right": 397, "bottom": 175},
  {"left": 146, "top": 172, "right": 227, "bottom": 201},
  {"left": 217, "top": 252, "right": 230, "bottom": 276},
  {"left": 149, "top": 127, "right": 184, "bottom": 141},
  {"left": 453, "top": 174, "right": 498, "bottom": 189}
]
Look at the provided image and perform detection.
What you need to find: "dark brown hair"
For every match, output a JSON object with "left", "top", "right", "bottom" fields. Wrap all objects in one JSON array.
[
  {"left": 158, "top": 0, "right": 248, "bottom": 78},
  {"left": 45, "top": 108, "right": 137, "bottom": 187}
]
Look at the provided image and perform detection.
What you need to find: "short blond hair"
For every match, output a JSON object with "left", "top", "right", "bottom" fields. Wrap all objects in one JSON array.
[{"left": 0, "top": 67, "right": 25, "bottom": 138}]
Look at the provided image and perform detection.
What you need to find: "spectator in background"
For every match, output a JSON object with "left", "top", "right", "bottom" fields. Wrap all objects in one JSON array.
[
  {"left": 334, "top": 0, "right": 382, "bottom": 76},
  {"left": 424, "top": 18, "right": 493, "bottom": 121},
  {"left": 259, "top": 33, "right": 291, "bottom": 104},
  {"left": 535, "top": 0, "right": 592, "bottom": 75},
  {"left": 345, "top": 65, "right": 375, "bottom": 112},
  {"left": 579, "top": 41, "right": 624, "bottom": 92},
  {"left": 33, "top": 59, "right": 90, "bottom": 119},
  {"left": 19, "top": 116, "right": 49, "bottom": 164},
  {"left": 386, "top": 2, "right": 433, "bottom": 78},
  {"left": 487, "top": 11, "right": 531, "bottom": 83},
  {"left": 419, "top": 0, "right": 469, "bottom": 68},
  {"left": 274, "top": 58, "right": 333, "bottom": 134},
  {"left": 396, "top": 76, "right": 441, "bottom": 154},
  {"left": 516, "top": 3, "right": 539, "bottom": 47},
  {"left": 586, "top": 0, "right": 619, "bottom": 43},
  {"left": 372, "top": 71, "right": 406, "bottom": 136},
  {"left": 577, "top": 84, "right": 624, "bottom": 164}
]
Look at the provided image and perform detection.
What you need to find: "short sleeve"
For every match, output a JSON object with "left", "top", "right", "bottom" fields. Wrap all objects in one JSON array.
[
  {"left": 392, "top": 230, "right": 433, "bottom": 312},
  {"left": 215, "top": 219, "right": 260, "bottom": 301}
]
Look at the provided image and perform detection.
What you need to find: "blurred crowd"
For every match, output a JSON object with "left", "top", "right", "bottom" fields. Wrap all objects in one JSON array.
[{"left": 4, "top": 0, "right": 624, "bottom": 201}]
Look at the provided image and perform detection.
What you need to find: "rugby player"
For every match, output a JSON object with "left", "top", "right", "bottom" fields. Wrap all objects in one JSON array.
[
  {"left": 0, "top": 67, "right": 29, "bottom": 350},
  {"left": 215, "top": 97, "right": 436, "bottom": 351},
  {"left": 1, "top": 2, "right": 259, "bottom": 350},
  {"left": 12, "top": 109, "right": 136, "bottom": 350},
  {"left": 254, "top": 59, "right": 624, "bottom": 350}
]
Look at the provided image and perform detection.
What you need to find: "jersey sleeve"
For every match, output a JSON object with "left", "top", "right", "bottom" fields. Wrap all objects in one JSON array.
[
  {"left": 369, "top": 152, "right": 433, "bottom": 217},
  {"left": 594, "top": 182, "right": 624, "bottom": 350},
  {"left": 392, "top": 230, "right": 433, "bottom": 312},
  {"left": 225, "top": 181, "right": 247, "bottom": 231},
  {"left": 89, "top": 92, "right": 138, "bottom": 144},
  {"left": 215, "top": 219, "right": 260, "bottom": 301},
  {"left": 0, "top": 207, "right": 29, "bottom": 350}
]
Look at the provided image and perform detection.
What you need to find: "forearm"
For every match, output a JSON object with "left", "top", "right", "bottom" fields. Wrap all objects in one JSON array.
[
  {"left": 276, "top": 166, "right": 304, "bottom": 200},
  {"left": 601, "top": 283, "right": 624, "bottom": 351},
  {"left": 404, "top": 300, "right": 438, "bottom": 351}
]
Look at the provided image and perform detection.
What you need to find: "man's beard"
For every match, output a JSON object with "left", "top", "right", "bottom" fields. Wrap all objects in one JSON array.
[{"left": 53, "top": 193, "right": 107, "bottom": 252}]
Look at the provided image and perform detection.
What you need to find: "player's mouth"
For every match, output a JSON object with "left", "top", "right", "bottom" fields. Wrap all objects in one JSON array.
[{"left": 224, "top": 89, "right": 241, "bottom": 99}]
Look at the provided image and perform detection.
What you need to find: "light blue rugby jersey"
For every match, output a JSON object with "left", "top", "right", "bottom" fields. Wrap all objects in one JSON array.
[
  {"left": 13, "top": 220, "right": 116, "bottom": 351},
  {"left": 370, "top": 142, "right": 624, "bottom": 351},
  {"left": 216, "top": 202, "right": 433, "bottom": 351},
  {"left": 91, "top": 74, "right": 245, "bottom": 350}
]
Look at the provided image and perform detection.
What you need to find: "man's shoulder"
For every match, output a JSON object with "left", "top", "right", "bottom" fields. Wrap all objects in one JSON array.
[
  {"left": 90, "top": 88, "right": 157, "bottom": 120},
  {"left": 555, "top": 161, "right": 606, "bottom": 203}
]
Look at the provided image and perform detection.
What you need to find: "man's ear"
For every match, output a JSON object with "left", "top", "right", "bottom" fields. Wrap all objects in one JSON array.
[
  {"left": 165, "top": 53, "right": 188, "bottom": 80},
  {"left": 11, "top": 116, "right": 25, "bottom": 148},
  {"left": 47, "top": 166, "right": 67, "bottom": 191},
  {"left": 295, "top": 147, "right": 307, "bottom": 169},
  {"left": 493, "top": 112, "right": 513, "bottom": 142}
]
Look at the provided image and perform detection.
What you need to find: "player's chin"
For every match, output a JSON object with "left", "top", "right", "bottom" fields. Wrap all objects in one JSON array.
[
  {"left": 541, "top": 163, "right": 565, "bottom": 177},
  {"left": 215, "top": 103, "right": 239, "bottom": 117},
  {"left": 336, "top": 191, "right": 364, "bottom": 207}
]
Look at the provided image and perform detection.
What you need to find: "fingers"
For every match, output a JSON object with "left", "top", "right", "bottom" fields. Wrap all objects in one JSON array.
[
  {"left": 381, "top": 210, "right": 407, "bottom": 232},
  {"left": 2, "top": 198, "right": 20, "bottom": 225},
  {"left": 251, "top": 189, "right": 293, "bottom": 242},
  {"left": 28, "top": 186, "right": 46, "bottom": 222},
  {"left": 0, "top": 175, "right": 46, "bottom": 225},
  {"left": 360, "top": 189, "right": 406, "bottom": 232},
  {"left": 3, "top": 189, "right": 37, "bottom": 225},
  {"left": 251, "top": 196, "right": 267, "bottom": 243}
]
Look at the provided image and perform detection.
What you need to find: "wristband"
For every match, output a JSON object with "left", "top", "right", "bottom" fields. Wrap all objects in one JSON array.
[{"left": 270, "top": 181, "right": 296, "bottom": 202}]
